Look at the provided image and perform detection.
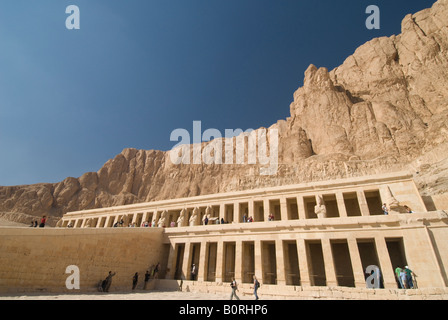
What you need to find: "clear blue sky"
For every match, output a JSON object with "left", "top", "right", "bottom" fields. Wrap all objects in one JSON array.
[{"left": 0, "top": 0, "right": 436, "bottom": 186}]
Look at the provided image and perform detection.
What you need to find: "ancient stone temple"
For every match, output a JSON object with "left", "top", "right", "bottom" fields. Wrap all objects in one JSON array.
[
  {"left": 54, "top": 172, "right": 448, "bottom": 295},
  {"left": 1, "top": 0, "right": 448, "bottom": 299}
]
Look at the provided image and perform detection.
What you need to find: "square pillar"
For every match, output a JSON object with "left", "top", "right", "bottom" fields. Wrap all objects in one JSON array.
[
  {"left": 165, "top": 243, "right": 177, "bottom": 280},
  {"left": 248, "top": 199, "right": 254, "bottom": 221},
  {"left": 280, "top": 197, "right": 288, "bottom": 221},
  {"left": 215, "top": 241, "right": 224, "bottom": 283},
  {"left": 104, "top": 216, "right": 112, "bottom": 228},
  {"left": 357, "top": 189, "right": 371, "bottom": 216},
  {"left": 296, "top": 238, "right": 311, "bottom": 287},
  {"left": 375, "top": 236, "right": 398, "bottom": 289},
  {"left": 263, "top": 199, "right": 270, "bottom": 221},
  {"left": 276, "top": 239, "right": 286, "bottom": 285},
  {"left": 235, "top": 241, "right": 243, "bottom": 282},
  {"left": 197, "top": 242, "right": 208, "bottom": 282},
  {"left": 321, "top": 238, "right": 338, "bottom": 287},
  {"left": 142, "top": 212, "right": 149, "bottom": 225},
  {"left": 181, "top": 242, "right": 192, "bottom": 280},
  {"left": 219, "top": 203, "right": 225, "bottom": 222},
  {"left": 254, "top": 240, "right": 263, "bottom": 283},
  {"left": 335, "top": 192, "right": 348, "bottom": 218},
  {"left": 297, "top": 196, "right": 307, "bottom": 220},
  {"left": 347, "top": 238, "right": 368, "bottom": 288},
  {"left": 233, "top": 202, "right": 240, "bottom": 223}
]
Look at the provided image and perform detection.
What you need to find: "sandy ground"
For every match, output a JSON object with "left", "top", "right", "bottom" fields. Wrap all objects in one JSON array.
[{"left": 0, "top": 289, "right": 267, "bottom": 300}]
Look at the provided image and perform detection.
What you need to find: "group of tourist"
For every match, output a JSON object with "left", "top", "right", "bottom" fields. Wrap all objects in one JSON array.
[
  {"left": 242, "top": 214, "right": 255, "bottom": 223},
  {"left": 29, "top": 215, "right": 47, "bottom": 228},
  {"left": 113, "top": 219, "right": 157, "bottom": 228},
  {"left": 395, "top": 266, "right": 416, "bottom": 289},
  {"left": 98, "top": 263, "right": 161, "bottom": 292},
  {"left": 133, "top": 263, "right": 161, "bottom": 290},
  {"left": 229, "top": 276, "right": 261, "bottom": 300}
]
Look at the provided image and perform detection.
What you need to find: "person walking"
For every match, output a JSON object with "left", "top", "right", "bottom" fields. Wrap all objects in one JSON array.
[
  {"left": 103, "top": 271, "right": 116, "bottom": 292},
  {"left": 400, "top": 268, "right": 408, "bottom": 289},
  {"left": 191, "top": 264, "right": 197, "bottom": 281},
  {"left": 252, "top": 276, "right": 260, "bottom": 300},
  {"left": 144, "top": 270, "right": 150, "bottom": 290},
  {"left": 132, "top": 272, "right": 139, "bottom": 290},
  {"left": 230, "top": 278, "right": 240, "bottom": 300},
  {"left": 404, "top": 266, "right": 415, "bottom": 289},
  {"left": 395, "top": 266, "right": 404, "bottom": 289},
  {"left": 153, "top": 262, "right": 160, "bottom": 279}
]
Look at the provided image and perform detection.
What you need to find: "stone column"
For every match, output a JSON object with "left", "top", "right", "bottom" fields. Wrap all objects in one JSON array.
[
  {"left": 296, "top": 238, "right": 311, "bottom": 286},
  {"left": 297, "top": 196, "right": 307, "bottom": 220},
  {"left": 142, "top": 212, "right": 149, "bottom": 224},
  {"left": 110, "top": 216, "right": 119, "bottom": 227},
  {"left": 215, "top": 241, "right": 224, "bottom": 283},
  {"left": 165, "top": 243, "right": 177, "bottom": 280},
  {"left": 131, "top": 213, "right": 137, "bottom": 225},
  {"left": 181, "top": 242, "right": 192, "bottom": 280},
  {"left": 104, "top": 216, "right": 112, "bottom": 228},
  {"left": 321, "top": 238, "right": 338, "bottom": 287},
  {"left": 357, "top": 189, "right": 371, "bottom": 216},
  {"left": 248, "top": 199, "right": 254, "bottom": 221},
  {"left": 347, "top": 238, "right": 368, "bottom": 288},
  {"left": 197, "top": 242, "right": 208, "bottom": 282},
  {"left": 235, "top": 241, "right": 243, "bottom": 282},
  {"left": 219, "top": 203, "right": 225, "bottom": 223},
  {"left": 263, "top": 199, "right": 270, "bottom": 221},
  {"left": 375, "top": 236, "right": 397, "bottom": 289},
  {"left": 336, "top": 192, "right": 348, "bottom": 218},
  {"left": 275, "top": 239, "right": 286, "bottom": 285},
  {"left": 234, "top": 202, "right": 240, "bottom": 223},
  {"left": 254, "top": 240, "right": 263, "bottom": 283},
  {"left": 280, "top": 197, "right": 288, "bottom": 221}
]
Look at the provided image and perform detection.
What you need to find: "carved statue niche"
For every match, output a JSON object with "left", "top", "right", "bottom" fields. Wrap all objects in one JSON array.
[
  {"left": 177, "top": 208, "right": 187, "bottom": 227},
  {"left": 314, "top": 195, "right": 327, "bottom": 219},
  {"left": 158, "top": 210, "right": 167, "bottom": 228},
  {"left": 189, "top": 207, "right": 199, "bottom": 226},
  {"left": 152, "top": 211, "right": 161, "bottom": 226},
  {"left": 84, "top": 218, "right": 92, "bottom": 228},
  {"left": 202, "top": 206, "right": 213, "bottom": 224}
]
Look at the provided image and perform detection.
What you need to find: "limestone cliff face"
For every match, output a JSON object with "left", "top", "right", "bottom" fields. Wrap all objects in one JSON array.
[{"left": 1, "top": 0, "right": 448, "bottom": 224}]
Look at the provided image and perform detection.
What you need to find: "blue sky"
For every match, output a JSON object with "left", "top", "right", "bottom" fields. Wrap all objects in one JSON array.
[{"left": 0, "top": 0, "right": 436, "bottom": 186}]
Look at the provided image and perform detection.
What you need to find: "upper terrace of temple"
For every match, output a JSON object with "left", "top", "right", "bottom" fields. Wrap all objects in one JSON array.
[{"left": 57, "top": 172, "right": 427, "bottom": 229}]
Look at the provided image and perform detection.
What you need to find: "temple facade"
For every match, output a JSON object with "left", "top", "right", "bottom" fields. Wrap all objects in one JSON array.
[{"left": 57, "top": 172, "right": 448, "bottom": 291}]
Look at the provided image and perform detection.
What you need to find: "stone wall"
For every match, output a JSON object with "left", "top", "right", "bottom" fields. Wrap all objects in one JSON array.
[{"left": 0, "top": 227, "right": 163, "bottom": 294}]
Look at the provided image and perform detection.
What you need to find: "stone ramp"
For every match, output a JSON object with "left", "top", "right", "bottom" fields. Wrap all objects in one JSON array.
[{"left": 155, "top": 279, "right": 448, "bottom": 300}]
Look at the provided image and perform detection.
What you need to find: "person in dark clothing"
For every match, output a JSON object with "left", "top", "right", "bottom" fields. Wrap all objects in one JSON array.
[
  {"left": 144, "top": 270, "right": 150, "bottom": 290},
  {"left": 132, "top": 272, "right": 139, "bottom": 290},
  {"left": 103, "top": 271, "right": 116, "bottom": 292}
]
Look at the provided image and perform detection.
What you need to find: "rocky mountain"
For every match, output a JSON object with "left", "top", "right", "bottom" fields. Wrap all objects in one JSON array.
[{"left": 1, "top": 0, "right": 447, "bottom": 225}]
